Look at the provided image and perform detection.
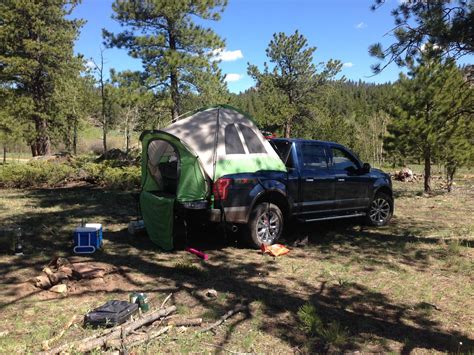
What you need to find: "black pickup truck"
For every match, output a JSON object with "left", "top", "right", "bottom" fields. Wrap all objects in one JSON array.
[{"left": 209, "top": 138, "right": 393, "bottom": 248}]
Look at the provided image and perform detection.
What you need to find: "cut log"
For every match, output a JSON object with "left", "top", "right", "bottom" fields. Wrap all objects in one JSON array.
[
  {"left": 49, "top": 284, "right": 67, "bottom": 294},
  {"left": 72, "top": 264, "right": 106, "bottom": 279},
  {"left": 47, "top": 271, "right": 70, "bottom": 285},
  {"left": 58, "top": 265, "right": 74, "bottom": 278},
  {"left": 34, "top": 274, "right": 52, "bottom": 289},
  {"left": 42, "top": 305, "right": 176, "bottom": 354}
]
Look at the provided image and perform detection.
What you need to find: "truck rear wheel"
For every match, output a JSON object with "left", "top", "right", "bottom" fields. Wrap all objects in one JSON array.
[{"left": 246, "top": 203, "right": 283, "bottom": 248}]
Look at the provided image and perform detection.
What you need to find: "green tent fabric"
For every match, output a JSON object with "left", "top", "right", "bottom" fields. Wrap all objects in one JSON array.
[
  {"left": 140, "top": 132, "right": 208, "bottom": 250},
  {"left": 141, "top": 132, "right": 208, "bottom": 202},
  {"left": 140, "top": 191, "right": 175, "bottom": 251}
]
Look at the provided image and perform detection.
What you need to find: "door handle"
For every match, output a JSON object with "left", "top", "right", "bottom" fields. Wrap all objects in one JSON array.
[
  {"left": 305, "top": 178, "right": 314, "bottom": 182},
  {"left": 337, "top": 178, "right": 345, "bottom": 182}
]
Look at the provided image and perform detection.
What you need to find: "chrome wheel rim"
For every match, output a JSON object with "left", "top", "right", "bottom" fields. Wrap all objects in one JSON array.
[
  {"left": 256, "top": 210, "right": 281, "bottom": 244},
  {"left": 369, "top": 198, "right": 391, "bottom": 224}
]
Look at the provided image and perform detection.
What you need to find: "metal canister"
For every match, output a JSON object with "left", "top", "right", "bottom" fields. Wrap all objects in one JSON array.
[{"left": 129, "top": 292, "right": 139, "bottom": 304}]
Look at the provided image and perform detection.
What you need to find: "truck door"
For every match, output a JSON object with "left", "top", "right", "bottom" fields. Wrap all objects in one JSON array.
[
  {"left": 330, "top": 145, "right": 371, "bottom": 211},
  {"left": 298, "top": 142, "right": 335, "bottom": 216}
]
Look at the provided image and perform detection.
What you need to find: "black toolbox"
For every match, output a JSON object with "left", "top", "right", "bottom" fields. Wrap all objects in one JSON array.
[{"left": 84, "top": 300, "right": 139, "bottom": 327}]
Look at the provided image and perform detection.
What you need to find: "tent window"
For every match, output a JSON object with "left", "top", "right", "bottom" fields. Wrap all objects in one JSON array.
[
  {"left": 238, "top": 124, "right": 267, "bottom": 154},
  {"left": 147, "top": 140, "right": 179, "bottom": 195},
  {"left": 225, "top": 124, "right": 245, "bottom": 154}
]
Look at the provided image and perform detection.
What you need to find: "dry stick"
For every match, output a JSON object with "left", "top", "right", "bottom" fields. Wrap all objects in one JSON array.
[
  {"left": 43, "top": 305, "right": 176, "bottom": 355},
  {"left": 200, "top": 304, "right": 247, "bottom": 333},
  {"left": 160, "top": 293, "right": 173, "bottom": 309},
  {"left": 165, "top": 318, "right": 202, "bottom": 327},
  {"left": 106, "top": 325, "right": 171, "bottom": 350},
  {"left": 41, "top": 315, "right": 78, "bottom": 350}
]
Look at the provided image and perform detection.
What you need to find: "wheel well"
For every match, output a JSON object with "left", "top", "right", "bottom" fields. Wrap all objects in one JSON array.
[
  {"left": 253, "top": 191, "right": 289, "bottom": 219},
  {"left": 375, "top": 186, "right": 393, "bottom": 199}
]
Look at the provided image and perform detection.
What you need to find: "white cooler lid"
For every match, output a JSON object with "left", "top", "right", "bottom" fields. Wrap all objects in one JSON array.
[{"left": 84, "top": 223, "right": 102, "bottom": 230}]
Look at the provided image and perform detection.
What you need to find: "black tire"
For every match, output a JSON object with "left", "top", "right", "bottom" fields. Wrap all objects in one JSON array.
[
  {"left": 246, "top": 203, "right": 284, "bottom": 249},
  {"left": 365, "top": 192, "right": 393, "bottom": 226}
]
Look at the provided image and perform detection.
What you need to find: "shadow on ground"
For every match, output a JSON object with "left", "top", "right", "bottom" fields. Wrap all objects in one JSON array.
[{"left": 1, "top": 185, "right": 472, "bottom": 353}]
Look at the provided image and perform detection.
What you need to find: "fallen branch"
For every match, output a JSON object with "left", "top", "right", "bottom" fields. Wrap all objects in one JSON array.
[
  {"left": 41, "top": 315, "right": 78, "bottom": 350},
  {"left": 165, "top": 318, "right": 202, "bottom": 327},
  {"left": 106, "top": 325, "right": 171, "bottom": 349},
  {"left": 200, "top": 304, "right": 247, "bottom": 333},
  {"left": 43, "top": 305, "right": 176, "bottom": 354}
]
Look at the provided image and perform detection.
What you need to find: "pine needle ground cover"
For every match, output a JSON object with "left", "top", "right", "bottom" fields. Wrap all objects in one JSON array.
[{"left": 0, "top": 177, "right": 472, "bottom": 353}]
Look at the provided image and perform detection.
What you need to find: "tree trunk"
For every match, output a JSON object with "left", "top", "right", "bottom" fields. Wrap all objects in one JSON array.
[
  {"left": 446, "top": 165, "right": 456, "bottom": 192},
  {"left": 73, "top": 118, "right": 78, "bottom": 155},
  {"left": 126, "top": 130, "right": 130, "bottom": 154},
  {"left": 170, "top": 73, "right": 179, "bottom": 122},
  {"left": 3, "top": 144, "right": 6, "bottom": 164},
  {"left": 31, "top": 116, "right": 51, "bottom": 156},
  {"left": 284, "top": 117, "right": 292, "bottom": 138},
  {"left": 168, "top": 22, "right": 180, "bottom": 122},
  {"left": 102, "top": 126, "right": 107, "bottom": 156},
  {"left": 423, "top": 149, "right": 431, "bottom": 193}
]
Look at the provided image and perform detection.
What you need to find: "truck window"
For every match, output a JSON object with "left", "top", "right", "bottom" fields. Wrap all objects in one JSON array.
[
  {"left": 301, "top": 144, "right": 328, "bottom": 170},
  {"left": 331, "top": 147, "right": 360, "bottom": 171},
  {"left": 271, "top": 140, "right": 293, "bottom": 167},
  {"left": 225, "top": 124, "right": 245, "bottom": 154}
]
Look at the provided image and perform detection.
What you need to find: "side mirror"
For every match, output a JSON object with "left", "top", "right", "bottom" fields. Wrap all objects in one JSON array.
[{"left": 362, "top": 163, "right": 371, "bottom": 173}]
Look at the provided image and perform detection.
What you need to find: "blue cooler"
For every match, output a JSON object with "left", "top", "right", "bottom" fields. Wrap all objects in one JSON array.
[{"left": 73, "top": 223, "right": 103, "bottom": 254}]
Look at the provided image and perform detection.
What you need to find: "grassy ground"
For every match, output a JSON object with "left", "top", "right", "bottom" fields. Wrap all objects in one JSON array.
[{"left": 0, "top": 177, "right": 473, "bottom": 353}]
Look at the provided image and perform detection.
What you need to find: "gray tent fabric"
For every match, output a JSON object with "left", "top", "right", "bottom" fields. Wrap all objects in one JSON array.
[{"left": 162, "top": 106, "right": 285, "bottom": 180}]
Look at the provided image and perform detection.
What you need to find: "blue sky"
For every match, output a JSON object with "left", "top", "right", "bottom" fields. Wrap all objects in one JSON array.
[{"left": 72, "top": 0, "right": 415, "bottom": 93}]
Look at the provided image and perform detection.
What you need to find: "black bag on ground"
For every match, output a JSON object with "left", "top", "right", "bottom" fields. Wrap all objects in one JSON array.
[{"left": 84, "top": 300, "right": 139, "bottom": 327}]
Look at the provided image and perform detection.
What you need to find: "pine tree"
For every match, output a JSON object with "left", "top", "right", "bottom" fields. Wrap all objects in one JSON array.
[
  {"left": 0, "top": 0, "right": 83, "bottom": 156},
  {"left": 248, "top": 31, "right": 342, "bottom": 138},
  {"left": 386, "top": 55, "right": 472, "bottom": 192},
  {"left": 370, "top": 0, "right": 473, "bottom": 73},
  {"left": 103, "top": 0, "right": 227, "bottom": 122}
]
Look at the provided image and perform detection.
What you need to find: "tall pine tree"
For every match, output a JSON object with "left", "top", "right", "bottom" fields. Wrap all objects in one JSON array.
[
  {"left": 386, "top": 55, "right": 472, "bottom": 192},
  {"left": 103, "top": 0, "right": 227, "bottom": 122},
  {"left": 0, "top": 0, "right": 83, "bottom": 156}
]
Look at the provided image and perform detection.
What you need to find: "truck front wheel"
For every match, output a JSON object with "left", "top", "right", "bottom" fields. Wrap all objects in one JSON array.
[{"left": 246, "top": 203, "right": 283, "bottom": 248}]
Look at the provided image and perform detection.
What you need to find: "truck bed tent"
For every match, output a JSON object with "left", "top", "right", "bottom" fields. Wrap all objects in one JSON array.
[{"left": 140, "top": 105, "right": 286, "bottom": 250}]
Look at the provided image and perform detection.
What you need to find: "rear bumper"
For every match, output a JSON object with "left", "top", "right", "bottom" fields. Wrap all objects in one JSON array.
[{"left": 209, "top": 207, "right": 249, "bottom": 224}]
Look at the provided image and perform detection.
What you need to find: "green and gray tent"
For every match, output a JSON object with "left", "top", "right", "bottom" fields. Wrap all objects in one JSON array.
[{"left": 140, "top": 105, "right": 286, "bottom": 250}]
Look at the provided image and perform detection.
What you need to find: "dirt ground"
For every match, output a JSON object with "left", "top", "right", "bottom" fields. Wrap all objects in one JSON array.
[{"left": 0, "top": 175, "right": 473, "bottom": 353}]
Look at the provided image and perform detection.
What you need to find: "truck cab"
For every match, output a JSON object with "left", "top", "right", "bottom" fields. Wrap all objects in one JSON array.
[{"left": 210, "top": 138, "right": 393, "bottom": 248}]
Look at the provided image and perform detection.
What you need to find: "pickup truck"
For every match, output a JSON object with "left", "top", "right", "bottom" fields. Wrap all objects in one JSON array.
[{"left": 208, "top": 138, "right": 394, "bottom": 248}]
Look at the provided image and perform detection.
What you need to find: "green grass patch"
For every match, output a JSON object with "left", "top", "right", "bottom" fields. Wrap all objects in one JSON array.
[{"left": 298, "top": 303, "right": 349, "bottom": 350}]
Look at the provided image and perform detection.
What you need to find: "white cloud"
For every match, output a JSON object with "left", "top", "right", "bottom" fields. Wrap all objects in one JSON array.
[
  {"left": 355, "top": 22, "right": 367, "bottom": 29},
  {"left": 343, "top": 62, "right": 354, "bottom": 68},
  {"left": 212, "top": 48, "right": 244, "bottom": 62},
  {"left": 224, "top": 73, "right": 242, "bottom": 82}
]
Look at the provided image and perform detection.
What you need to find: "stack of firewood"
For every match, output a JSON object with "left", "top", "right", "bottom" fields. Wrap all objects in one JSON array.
[
  {"left": 393, "top": 167, "right": 421, "bottom": 182},
  {"left": 32, "top": 257, "right": 107, "bottom": 293}
]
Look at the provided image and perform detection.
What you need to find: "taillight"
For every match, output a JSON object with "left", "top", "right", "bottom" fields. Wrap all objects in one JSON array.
[{"left": 213, "top": 178, "right": 232, "bottom": 201}]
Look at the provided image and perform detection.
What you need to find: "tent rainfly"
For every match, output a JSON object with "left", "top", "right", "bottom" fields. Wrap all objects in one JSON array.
[{"left": 139, "top": 105, "right": 286, "bottom": 250}]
